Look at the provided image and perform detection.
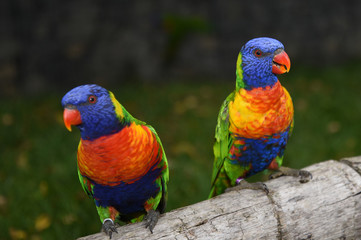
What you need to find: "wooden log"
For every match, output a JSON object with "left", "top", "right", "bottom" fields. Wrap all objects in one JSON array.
[{"left": 78, "top": 157, "right": 361, "bottom": 240}]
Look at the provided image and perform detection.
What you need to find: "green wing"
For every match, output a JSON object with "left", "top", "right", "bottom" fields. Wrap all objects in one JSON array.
[
  {"left": 289, "top": 117, "right": 294, "bottom": 137},
  {"left": 78, "top": 169, "right": 113, "bottom": 223},
  {"left": 77, "top": 167, "right": 93, "bottom": 197},
  {"left": 145, "top": 124, "right": 169, "bottom": 214},
  {"left": 209, "top": 92, "right": 235, "bottom": 198},
  {"left": 274, "top": 116, "right": 294, "bottom": 168},
  {"left": 127, "top": 112, "right": 169, "bottom": 212},
  {"left": 75, "top": 141, "right": 93, "bottom": 198},
  {"left": 113, "top": 96, "right": 169, "bottom": 208}
]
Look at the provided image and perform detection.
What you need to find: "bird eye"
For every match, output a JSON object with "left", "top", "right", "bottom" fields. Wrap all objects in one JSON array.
[
  {"left": 88, "top": 95, "right": 97, "bottom": 104},
  {"left": 254, "top": 49, "right": 263, "bottom": 57}
]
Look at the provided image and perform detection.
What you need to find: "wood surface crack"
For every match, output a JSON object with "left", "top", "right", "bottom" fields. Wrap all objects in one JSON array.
[
  {"left": 340, "top": 159, "right": 361, "bottom": 176},
  {"left": 266, "top": 192, "right": 284, "bottom": 240},
  {"left": 324, "top": 191, "right": 361, "bottom": 207}
]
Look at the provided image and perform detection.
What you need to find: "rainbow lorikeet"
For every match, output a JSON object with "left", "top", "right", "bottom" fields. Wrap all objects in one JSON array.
[
  {"left": 209, "top": 37, "right": 312, "bottom": 198},
  {"left": 61, "top": 84, "right": 169, "bottom": 238}
]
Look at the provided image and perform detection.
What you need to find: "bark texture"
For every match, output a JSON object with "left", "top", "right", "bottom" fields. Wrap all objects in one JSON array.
[{"left": 78, "top": 156, "right": 361, "bottom": 240}]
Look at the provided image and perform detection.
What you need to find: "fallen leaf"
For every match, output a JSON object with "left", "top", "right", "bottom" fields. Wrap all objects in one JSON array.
[
  {"left": 9, "top": 228, "right": 27, "bottom": 240},
  {"left": 35, "top": 214, "right": 51, "bottom": 232}
]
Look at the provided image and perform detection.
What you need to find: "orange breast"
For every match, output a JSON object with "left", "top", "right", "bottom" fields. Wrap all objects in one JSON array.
[
  {"left": 77, "top": 122, "right": 162, "bottom": 186},
  {"left": 229, "top": 80, "right": 293, "bottom": 138}
]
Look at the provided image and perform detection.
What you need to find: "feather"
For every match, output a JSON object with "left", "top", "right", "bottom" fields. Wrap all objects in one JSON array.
[
  {"left": 62, "top": 84, "right": 169, "bottom": 235},
  {"left": 209, "top": 37, "right": 293, "bottom": 198}
]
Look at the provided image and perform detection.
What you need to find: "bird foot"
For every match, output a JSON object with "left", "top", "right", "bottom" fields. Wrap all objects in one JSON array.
[
  {"left": 144, "top": 209, "right": 160, "bottom": 233},
  {"left": 102, "top": 218, "right": 118, "bottom": 239},
  {"left": 225, "top": 179, "right": 269, "bottom": 194},
  {"left": 269, "top": 166, "right": 312, "bottom": 183}
]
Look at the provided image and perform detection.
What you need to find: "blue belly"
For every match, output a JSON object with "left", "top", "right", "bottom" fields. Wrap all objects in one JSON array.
[
  {"left": 90, "top": 167, "right": 162, "bottom": 215},
  {"left": 229, "top": 129, "right": 289, "bottom": 178}
]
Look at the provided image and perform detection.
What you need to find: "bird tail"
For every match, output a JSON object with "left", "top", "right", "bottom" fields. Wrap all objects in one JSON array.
[{"left": 208, "top": 170, "right": 231, "bottom": 198}]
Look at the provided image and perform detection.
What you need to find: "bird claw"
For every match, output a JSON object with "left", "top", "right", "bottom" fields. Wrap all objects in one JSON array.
[
  {"left": 269, "top": 166, "right": 312, "bottom": 183},
  {"left": 254, "top": 182, "right": 270, "bottom": 194},
  {"left": 144, "top": 210, "right": 160, "bottom": 233},
  {"left": 102, "top": 219, "right": 118, "bottom": 239},
  {"left": 226, "top": 180, "right": 269, "bottom": 194},
  {"left": 268, "top": 171, "right": 284, "bottom": 180},
  {"left": 299, "top": 170, "right": 312, "bottom": 183}
]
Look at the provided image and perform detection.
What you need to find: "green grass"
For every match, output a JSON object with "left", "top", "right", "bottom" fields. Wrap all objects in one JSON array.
[{"left": 1, "top": 62, "right": 361, "bottom": 239}]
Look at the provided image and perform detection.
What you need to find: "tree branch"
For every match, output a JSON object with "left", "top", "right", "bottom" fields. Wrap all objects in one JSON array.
[{"left": 78, "top": 156, "right": 361, "bottom": 239}]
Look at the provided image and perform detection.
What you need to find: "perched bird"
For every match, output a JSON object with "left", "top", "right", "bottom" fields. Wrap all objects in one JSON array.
[
  {"left": 61, "top": 84, "right": 169, "bottom": 238},
  {"left": 209, "top": 37, "right": 312, "bottom": 198}
]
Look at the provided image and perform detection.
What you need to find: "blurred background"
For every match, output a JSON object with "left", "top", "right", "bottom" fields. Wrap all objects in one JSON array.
[{"left": 1, "top": 0, "right": 361, "bottom": 239}]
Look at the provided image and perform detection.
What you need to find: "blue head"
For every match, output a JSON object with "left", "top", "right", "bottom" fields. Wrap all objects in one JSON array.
[
  {"left": 61, "top": 84, "right": 127, "bottom": 140},
  {"left": 236, "top": 37, "right": 291, "bottom": 90}
]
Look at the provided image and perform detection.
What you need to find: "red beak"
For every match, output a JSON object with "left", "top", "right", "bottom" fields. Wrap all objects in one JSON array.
[
  {"left": 63, "top": 108, "right": 82, "bottom": 132},
  {"left": 272, "top": 50, "right": 291, "bottom": 75}
]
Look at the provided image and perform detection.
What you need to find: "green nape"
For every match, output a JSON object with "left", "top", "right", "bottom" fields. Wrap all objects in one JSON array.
[
  {"left": 235, "top": 52, "right": 245, "bottom": 90},
  {"left": 109, "top": 91, "right": 145, "bottom": 126}
]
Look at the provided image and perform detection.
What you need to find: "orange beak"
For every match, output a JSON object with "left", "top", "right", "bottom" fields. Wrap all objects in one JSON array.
[
  {"left": 272, "top": 50, "right": 291, "bottom": 75},
  {"left": 63, "top": 108, "right": 82, "bottom": 132}
]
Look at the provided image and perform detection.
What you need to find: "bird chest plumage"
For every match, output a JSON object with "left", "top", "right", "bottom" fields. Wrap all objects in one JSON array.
[
  {"left": 77, "top": 123, "right": 163, "bottom": 186},
  {"left": 228, "top": 80, "right": 294, "bottom": 139}
]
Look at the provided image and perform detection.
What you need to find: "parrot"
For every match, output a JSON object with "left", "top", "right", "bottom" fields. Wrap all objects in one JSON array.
[
  {"left": 209, "top": 37, "right": 312, "bottom": 198},
  {"left": 61, "top": 84, "right": 169, "bottom": 238}
]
